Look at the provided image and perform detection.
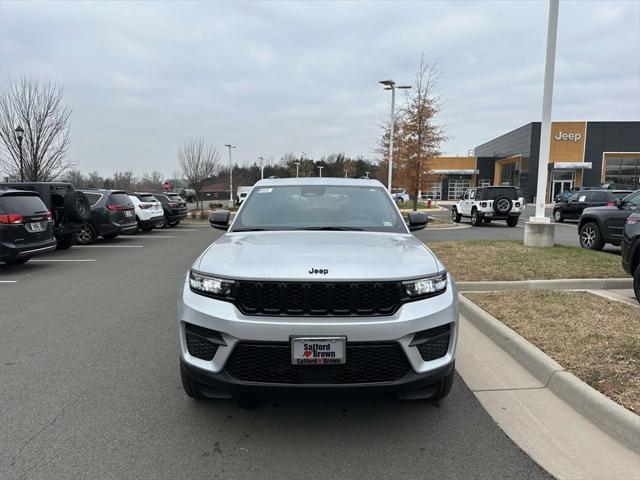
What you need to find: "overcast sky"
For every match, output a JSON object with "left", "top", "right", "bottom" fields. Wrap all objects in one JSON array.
[{"left": 1, "top": 0, "right": 639, "bottom": 177}]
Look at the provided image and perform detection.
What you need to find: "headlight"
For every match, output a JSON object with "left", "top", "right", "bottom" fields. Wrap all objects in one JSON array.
[
  {"left": 189, "top": 270, "right": 234, "bottom": 297},
  {"left": 403, "top": 272, "right": 447, "bottom": 297}
]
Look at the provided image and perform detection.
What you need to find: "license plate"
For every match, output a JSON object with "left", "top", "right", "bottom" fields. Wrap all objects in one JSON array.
[
  {"left": 30, "top": 222, "right": 44, "bottom": 232},
  {"left": 124, "top": 210, "right": 133, "bottom": 217},
  {"left": 485, "top": 212, "right": 493, "bottom": 217},
  {"left": 291, "top": 337, "right": 346, "bottom": 365}
]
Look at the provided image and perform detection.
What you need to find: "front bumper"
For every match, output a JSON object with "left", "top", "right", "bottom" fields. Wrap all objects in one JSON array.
[{"left": 177, "top": 274, "right": 459, "bottom": 393}]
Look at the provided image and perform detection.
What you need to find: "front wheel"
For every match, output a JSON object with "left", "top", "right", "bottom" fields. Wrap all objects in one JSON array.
[
  {"left": 553, "top": 209, "right": 564, "bottom": 223},
  {"left": 451, "top": 208, "right": 461, "bottom": 223},
  {"left": 579, "top": 222, "right": 604, "bottom": 250},
  {"left": 180, "top": 362, "right": 206, "bottom": 400},
  {"left": 633, "top": 265, "right": 640, "bottom": 303},
  {"left": 506, "top": 217, "right": 519, "bottom": 227},
  {"left": 471, "top": 209, "right": 482, "bottom": 226},
  {"left": 430, "top": 363, "right": 455, "bottom": 402}
]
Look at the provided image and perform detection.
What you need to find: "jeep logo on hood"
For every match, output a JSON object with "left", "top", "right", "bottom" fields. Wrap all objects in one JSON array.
[{"left": 308, "top": 268, "right": 329, "bottom": 275}]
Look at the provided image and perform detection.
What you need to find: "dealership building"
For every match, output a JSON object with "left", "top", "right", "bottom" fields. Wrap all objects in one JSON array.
[{"left": 427, "top": 121, "right": 640, "bottom": 201}]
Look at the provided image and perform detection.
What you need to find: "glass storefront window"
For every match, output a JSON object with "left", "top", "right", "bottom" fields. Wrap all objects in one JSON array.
[{"left": 605, "top": 156, "right": 640, "bottom": 188}]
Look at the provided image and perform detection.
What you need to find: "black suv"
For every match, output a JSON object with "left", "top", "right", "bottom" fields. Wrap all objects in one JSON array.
[
  {"left": 553, "top": 189, "right": 632, "bottom": 223},
  {"left": 153, "top": 192, "right": 188, "bottom": 227},
  {"left": 76, "top": 190, "right": 137, "bottom": 244},
  {"left": 1, "top": 182, "right": 90, "bottom": 249},
  {"left": 0, "top": 188, "right": 57, "bottom": 265},
  {"left": 621, "top": 211, "right": 640, "bottom": 300},
  {"left": 578, "top": 190, "right": 640, "bottom": 250}
]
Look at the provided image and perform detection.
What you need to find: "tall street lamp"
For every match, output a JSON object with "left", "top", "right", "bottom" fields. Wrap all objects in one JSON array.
[
  {"left": 14, "top": 126, "right": 24, "bottom": 181},
  {"left": 317, "top": 166, "right": 324, "bottom": 178},
  {"left": 224, "top": 144, "right": 236, "bottom": 205},
  {"left": 380, "top": 80, "right": 411, "bottom": 192},
  {"left": 294, "top": 162, "right": 300, "bottom": 178},
  {"left": 258, "top": 156, "right": 265, "bottom": 179}
]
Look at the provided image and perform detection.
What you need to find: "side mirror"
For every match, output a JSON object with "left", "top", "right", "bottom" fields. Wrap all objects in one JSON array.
[
  {"left": 615, "top": 198, "right": 624, "bottom": 209},
  {"left": 407, "top": 211, "right": 428, "bottom": 231},
  {"left": 459, "top": 194, "right": 464, "bottom": 200},
  {"left": 209, "top": 210, "right": 230, "bottom": 230}
]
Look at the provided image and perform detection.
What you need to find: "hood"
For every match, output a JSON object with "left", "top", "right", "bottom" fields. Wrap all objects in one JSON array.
[{"left": 194, "top": 231, "right": 443, "bottom": 281}]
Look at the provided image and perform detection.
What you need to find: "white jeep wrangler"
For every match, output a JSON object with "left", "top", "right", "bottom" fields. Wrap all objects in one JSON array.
[{"left": 452, "top": 186, "right": 525, "bottom": 227}]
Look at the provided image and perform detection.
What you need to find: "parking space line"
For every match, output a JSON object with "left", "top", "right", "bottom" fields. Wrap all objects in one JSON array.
[
  {"left": 171, "top": 229, "right": 200, "bottom": 232},
  {"left": 74, "top": 245, "right": 144, "bottom": 248},
  {"left": 30, "top": 259, "right": 97, "bottom": 262},
  {"left": 0, "top": 280, "right": 18, "bottom": 283},
  {"left": 126, "top": 235, "right": 175, "bottom": 238}
]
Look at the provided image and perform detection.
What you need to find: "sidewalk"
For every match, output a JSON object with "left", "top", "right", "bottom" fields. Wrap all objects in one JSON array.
[{"left": 456, "top": 315, "right": 640, "bottom": 479}]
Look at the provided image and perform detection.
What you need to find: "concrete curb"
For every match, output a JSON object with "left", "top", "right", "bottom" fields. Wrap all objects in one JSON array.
[
  {"left": 458, "top": 278, "right": 632, "bottom": 292},
  {"left": 459, "top": 294, "right": 640, "bottom": 452}
]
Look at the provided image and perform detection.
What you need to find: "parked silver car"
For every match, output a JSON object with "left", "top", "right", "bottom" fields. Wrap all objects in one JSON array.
[{"left": 177, "top": 178, "right": 458, "bottom": 400}]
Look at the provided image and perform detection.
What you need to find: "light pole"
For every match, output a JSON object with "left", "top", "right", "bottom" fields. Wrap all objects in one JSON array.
[
  {"left": 344, "top": 169, "right": 348, "bottom": 178},
  {"left": 224, "top": 144, "right": 236, "bottom": 205},
  {"left": 258, "top": 156, "right": 265, "bottom": 179},
  {"left": 364, "top": 171, "right": 370, "bottom": 179},
  {"left": 380, "top": 80, "right": 411, "bottom": 192},
  {"left": 318, "top": 166, "right": 324, "bottom": 178},
  {"left": 524, "top": 0, "right": 559, "bottom": 247},
  {"left": 14, "top": 126, "right": 24, "bottom": 181},
  {"left": 294, "top": 162, "right": 300, "bottom": 178}
]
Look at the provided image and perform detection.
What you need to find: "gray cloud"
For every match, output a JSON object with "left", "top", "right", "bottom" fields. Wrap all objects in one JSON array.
[{"left": 1, "top": 0, "right": 638, "bottom": 176}]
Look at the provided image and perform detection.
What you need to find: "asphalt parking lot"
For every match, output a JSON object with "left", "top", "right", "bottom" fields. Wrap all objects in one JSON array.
[{"left": 0, "top": 225, "right": 551, "bottom": 479}]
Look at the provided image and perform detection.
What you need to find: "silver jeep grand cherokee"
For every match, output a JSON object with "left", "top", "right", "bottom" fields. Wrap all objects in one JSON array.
[{"left": 177, "top": 178, "right": 458, "bottom": 400}]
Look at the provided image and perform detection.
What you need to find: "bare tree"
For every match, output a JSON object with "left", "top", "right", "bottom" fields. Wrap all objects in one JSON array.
[
  {"left": 380, "top": 55, "right": 447, "bottom": 210},
  {"left": 0, "top": 76, "right": 72, "bottom": 181},
  {"left": 178, "top": 137, "right": 219, "bottom": 209}
]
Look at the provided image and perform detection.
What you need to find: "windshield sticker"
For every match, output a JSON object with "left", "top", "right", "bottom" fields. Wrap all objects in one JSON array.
[
  {"left": 383, "top": 221, "right": 392, "bottom": 226},
  {"left": 258, "top": 188, "right": 273, "bottom": 193}
]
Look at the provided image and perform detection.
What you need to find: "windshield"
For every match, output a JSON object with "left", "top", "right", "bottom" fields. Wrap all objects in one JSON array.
[
  {"left": 231, "top": 184, "right": 406, "bottom": 233},
  {"left": 137, "top": 194, "right": 157, "bottom": 203}
]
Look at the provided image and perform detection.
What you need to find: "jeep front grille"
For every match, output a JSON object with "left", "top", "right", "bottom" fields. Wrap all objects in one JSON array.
[
  {"left": 224, "top": 341, "right": 411, "bottom": 384},
  {"left": 235, "top": 281, "right": 403, "bottom": 316}
]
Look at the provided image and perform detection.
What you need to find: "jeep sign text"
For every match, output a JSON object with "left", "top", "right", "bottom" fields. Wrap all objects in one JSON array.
[{"left": 554, "top": 131, "right": 582, "bottom": 142}]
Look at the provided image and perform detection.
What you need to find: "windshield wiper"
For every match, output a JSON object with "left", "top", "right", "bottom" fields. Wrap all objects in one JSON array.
[
  {"left": 302, "top": 226, "right": 364, "bottom": 231},
  {"left": 231, "top": 227, "right": 266, "bottom": 232}
]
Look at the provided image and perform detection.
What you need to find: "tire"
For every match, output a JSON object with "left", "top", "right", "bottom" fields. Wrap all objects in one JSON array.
[
  {"left": 75, "top": 223, "right": 97, "bottom": 245},
  {"left": 506, "top": 216, "right": 519, "bottom": 227},
  {"left": 63, "top": 191, "right": 91, "bottom": 222},
  {"left": 579, "top": 222, "right": 604, "bottom": 250},
  {"left": 395, "top": 198, "right": 404, "bottom": 206},
  {"left": 493, "top": 195, "right": 513, "bottom": 216},
  {"left": 4, "top": 257, "right": 29, "bottom": 266},
  {"left": 155, "top": 217, "right": 166, "bottom": 229},
  {"left": 471, "top": 209, "right": 482, "bottom": 226},
  {"left": 171, "top": 220, "right": 180, "bottom": 227},
  {"left": 430, "top": 363, "right": 455, "bottom": 402},
  {"left": 102, "top": 234, "right": 118, "bottom": 240},
  {"left": 56, "top": 233, "right": 75, "bottom": 250},
  {"left": 553, "top": 209, "right": 564, "bottom": 223},
  {"left": 633, "top": 264, "right": 640, "bottom": 304},
  {"left": 451, "top": 208, "right": 461, "bottom": 223},
  {"left": 180, "top": 362, "right": 206, "bottom": 400}
]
